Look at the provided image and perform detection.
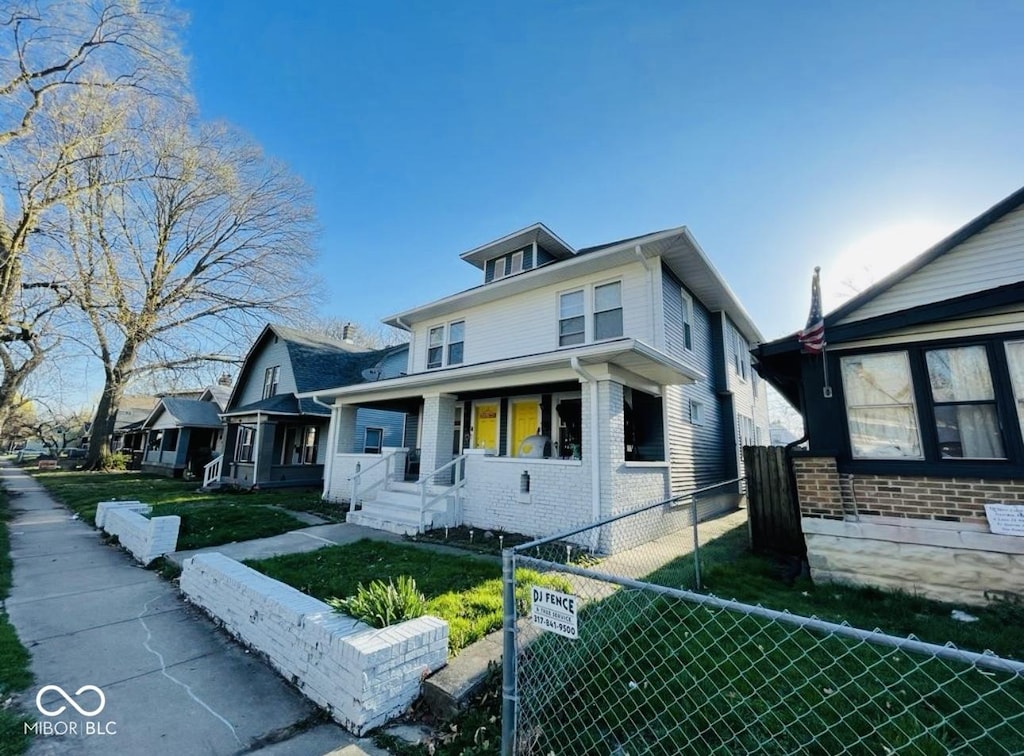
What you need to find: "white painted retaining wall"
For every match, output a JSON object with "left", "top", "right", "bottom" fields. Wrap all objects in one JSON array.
[
  {"left": 97, "top": 501, "right": 180, "bottom": 565},
  {"left": 180, "top": 552, "right": 448, "bottom": 735},
  {"left": 326, "top": 449, "right": 407, "bottom": 504}
]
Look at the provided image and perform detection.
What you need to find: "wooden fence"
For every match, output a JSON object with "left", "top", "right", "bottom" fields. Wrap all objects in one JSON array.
[{"left": 743, "top": 445, "right": 805, "bottom": 557}]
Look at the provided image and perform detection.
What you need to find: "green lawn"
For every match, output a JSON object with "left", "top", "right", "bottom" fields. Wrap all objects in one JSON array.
[
  {"left": 247, "top": 540, "right": 569, "bottom": 655},
  {"left": 33, "top": 471, "right": 321, "bottom": 551},
  {"left": 0, "top": 491, "right": 33, "bottom": 755},
  {"left": 384, "top": 524, "right": 1024, "bottom": 755},
  {"left": 511, "top": 525, "right": 1024, "bottom": 755}
]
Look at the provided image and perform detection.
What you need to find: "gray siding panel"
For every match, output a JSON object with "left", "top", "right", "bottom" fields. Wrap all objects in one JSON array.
[
  {"left": 662, "top": 266, "right": 726, "bottom": 493},
  {"left": 234, "top": 339, "right": 296, "bottom": 408}
]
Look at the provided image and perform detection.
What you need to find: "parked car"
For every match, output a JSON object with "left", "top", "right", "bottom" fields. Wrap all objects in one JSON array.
[{"left": 15, "top": 444, "right": 47, "bottom": 463}]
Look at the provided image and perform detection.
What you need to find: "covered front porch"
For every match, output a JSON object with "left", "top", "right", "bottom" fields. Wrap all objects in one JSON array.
[{"left": 309, "top": 339, "right": 701, "bottom": 549}]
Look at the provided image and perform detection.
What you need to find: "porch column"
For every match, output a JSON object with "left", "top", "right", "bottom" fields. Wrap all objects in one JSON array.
[
  {"left": 335, "top": 405, "right": 358, "bottom": 454},
  {"left": 595, "top": 380, "right": 626, "bottom": 521},
  {"left": 255, "top": 420, "right": 277, "bottom": 486},
  {"left": 420, "top": 393, "right": 456, "bottom": 484}
]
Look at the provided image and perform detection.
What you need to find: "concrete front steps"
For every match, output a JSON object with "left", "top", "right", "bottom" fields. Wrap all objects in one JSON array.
[{"left": 346, "top": 482, "right": 457, "bottom": 536}]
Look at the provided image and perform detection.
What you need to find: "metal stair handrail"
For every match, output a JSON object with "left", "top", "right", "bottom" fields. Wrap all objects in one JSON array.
[{"left": 417, "top": 455, "right": 467, "bottom": 531}]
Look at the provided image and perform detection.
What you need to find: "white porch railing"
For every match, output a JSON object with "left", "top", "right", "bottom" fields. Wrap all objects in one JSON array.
[
  {"left": 418, "top": 455, "right": 467, "bottom": 531},
  {"left": 203, "top": 455, "right": 223, "bottom": 489},
  {"left": 350, "top": 450, "right": 402, "bottom": 511}
]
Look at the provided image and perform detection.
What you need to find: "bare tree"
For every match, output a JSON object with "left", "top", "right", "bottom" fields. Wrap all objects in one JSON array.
[
  {"left": 52, "top": 113, "right": 319, "bottom": 468},
  {"left": 0, "top": 0, "right": 185, "bottom": 435}
]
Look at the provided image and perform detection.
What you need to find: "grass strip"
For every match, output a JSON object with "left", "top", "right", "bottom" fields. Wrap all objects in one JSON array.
[{"left": 0, "top": 489, "right": 33, "bottom": 755}]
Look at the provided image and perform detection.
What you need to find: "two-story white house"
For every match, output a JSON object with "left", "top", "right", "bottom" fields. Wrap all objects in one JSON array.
[{"left": 307, "top": 223, "right": 768, "bottom": 551}]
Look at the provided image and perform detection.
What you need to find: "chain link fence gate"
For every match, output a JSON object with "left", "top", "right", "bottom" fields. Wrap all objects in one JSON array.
[{"left": 500, "top": 483, "right": 1024, "bottom": 755}]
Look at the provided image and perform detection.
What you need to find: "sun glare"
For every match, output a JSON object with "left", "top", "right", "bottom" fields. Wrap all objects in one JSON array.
[{"left": 824, "top": 221, "right": 954, "bottom": 307}]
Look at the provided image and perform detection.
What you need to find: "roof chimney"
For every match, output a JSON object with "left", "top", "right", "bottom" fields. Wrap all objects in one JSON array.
[
  {"left": 217, "top": 372, "right": 233, "bottom": 387},
  {"left": 341, "top": 322, "right": 356, "bottom": 344}
]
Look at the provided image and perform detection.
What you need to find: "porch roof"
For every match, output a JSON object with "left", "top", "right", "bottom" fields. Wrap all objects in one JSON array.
[
  {"left": 299, "top": 338, "right": 701, "bottom": 404},
  {"left": 220, "top": 393, "right": 325, "bottom": 419}
]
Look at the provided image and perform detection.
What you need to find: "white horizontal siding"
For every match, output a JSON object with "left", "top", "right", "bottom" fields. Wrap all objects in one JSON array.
[
  {"left": 840, "top": 205, "right": 1024, "bottom": 324},
  {"left": 408, "top": 261, "right": 654, "bottom": 373}
]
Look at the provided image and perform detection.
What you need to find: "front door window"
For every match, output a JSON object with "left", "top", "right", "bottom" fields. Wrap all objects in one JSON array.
[{"left": 473, "top": 402, "right": 499, "bottom": 453}]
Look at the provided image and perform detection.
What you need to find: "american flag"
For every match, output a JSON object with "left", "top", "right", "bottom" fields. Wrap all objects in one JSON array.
[{"left": 798, "top": 266, "right": 826, "bottom": 354}]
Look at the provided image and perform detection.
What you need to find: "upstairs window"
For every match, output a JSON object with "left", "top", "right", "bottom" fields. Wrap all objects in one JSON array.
[
  {"left": 427, "top": 321, "right": 465, "bottom": 369},
  {"left": 427, "top": 326, "right": 445, "bottom": 369},
  {"left": 733, "top": 329, "right": 749, "bottom": 381},
  {"left": 594, "top": 281, "right": 623, "bottom": 341},
  {"left": 262, "top": 365, "right": 280, "bottom": 398},
  {"left": 490, "top": 247, "right": 532, "bottom": 281},
  {"left": 925, "top": 346, "right": 1004, "bottom": 459},
  {"left": 559, "top": 290, "right": 585, "bottom": 346},
  {"left": 447, "top": 321, "right": 465, "bottom": 365},
  {"left": 680, "top": 290, "right": 694, "bottom": 351}
]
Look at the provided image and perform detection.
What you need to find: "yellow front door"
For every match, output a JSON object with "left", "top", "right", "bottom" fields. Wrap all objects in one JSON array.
[
  {"left": 511, "top": 400, "right": 540, "bottom": 457},
  {"left": 473, "top": 402, "right": 499, "bottom": 453}
]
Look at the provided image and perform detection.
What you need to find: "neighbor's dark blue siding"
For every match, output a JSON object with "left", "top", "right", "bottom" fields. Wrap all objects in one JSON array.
[
  {"left": 662, "top": 265, "right": 726, "bottom": 491},
  {"left": 352, "top": 408, "right": 405, "bottom": 453}
]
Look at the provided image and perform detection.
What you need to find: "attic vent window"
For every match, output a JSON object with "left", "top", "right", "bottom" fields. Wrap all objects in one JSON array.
[{"left": 489, "top": 247, "right": 533, "bottom": 281}]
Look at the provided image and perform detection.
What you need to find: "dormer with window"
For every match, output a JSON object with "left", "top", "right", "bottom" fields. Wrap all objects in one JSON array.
[{"left": 460, "top": 222, "right": 577, "bottom": 284}]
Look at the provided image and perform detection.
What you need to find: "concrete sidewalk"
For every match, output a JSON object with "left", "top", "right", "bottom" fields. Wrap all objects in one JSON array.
[
  {"left": 166, "top": 523, "right": 403, "bottom": 568},
  {"left": 2, "top": 465, "right": 387, "bottom": 756}
]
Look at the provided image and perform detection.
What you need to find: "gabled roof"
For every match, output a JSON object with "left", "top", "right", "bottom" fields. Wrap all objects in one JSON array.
[
  {"left": 386, "top": 225, "right": 764, "bottom": 345},
  {"left": 225, "top": 324, "right": 371, "bottom": 411},
  {"left": 758, "top": 183, "right": 1024, "bottom": 361},
  {"left": 144, "top": 397, "right": 223, "bottom": 429},
  {"left": 199, "top": 384, "right": 231, "bottom": 410},
  {"left": 826, "top": 185, "right": 1024, "bottom": 325}
]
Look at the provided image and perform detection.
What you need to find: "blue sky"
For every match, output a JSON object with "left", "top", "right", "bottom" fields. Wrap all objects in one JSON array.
[{"left": 179, "top": 0, "right": 1024, "bottom": 342}]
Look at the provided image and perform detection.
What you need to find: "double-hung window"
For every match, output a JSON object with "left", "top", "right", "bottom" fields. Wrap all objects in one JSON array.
[
  {"left": 680, "top": 290, "right": 694, "bottom": 351},
  {"left": 427, "top": 321, "right": 465, "bottom": 369},
  {"left": 262, "top": 366, "right": 280, "bottom": 398},
  {"left": 301, "top": 426, "right": 319, "bottom": 464},
  {"left": 236, "top": 426, "right": 255, "bottom": 462},
  {"left": 427, "top": 326, "right": 445, "bottom": 369},
  {"left": 841, "top": 352, "right": 922, "bottom": 459},
  {"left": 447, "top": 321, "right": 464, "bottom": 366},
  {"left": 925, "top": 346, "right": 1004, "bottom": 459},
  {"left": 594, "top": 282, "right": 623, "bottom": 340},
  {"left": 559, "top": 290, "right": 585, "bottom": 346}
]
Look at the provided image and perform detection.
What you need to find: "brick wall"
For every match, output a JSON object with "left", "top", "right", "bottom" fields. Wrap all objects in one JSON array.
[
  {"left": 98, "top": 501, "right": 180, "bottom": 565},
  {"left": 792, "top": 456, "right": 844, "bottom": 519},
  {"left": 180, "top": 552, "right": 448, "bottom": 735}
]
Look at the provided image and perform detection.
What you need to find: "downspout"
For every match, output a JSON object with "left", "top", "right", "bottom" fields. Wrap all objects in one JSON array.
[
  {"left": 252, "top": 411, "right": 262, "bottom": 489},
  {"left": 312, "top": 394, "right": 338, "bottom": 502},
  {"left": 570, "top": 357, "right": 602, "bottom": 530}
]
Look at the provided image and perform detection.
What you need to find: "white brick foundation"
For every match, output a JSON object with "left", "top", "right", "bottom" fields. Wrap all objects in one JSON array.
[
  {"left": 179, "top": 552, "right": 448, "bottom": 734},
  {"left": 98, "top": 502, "right": 180, "bottom": 565}
]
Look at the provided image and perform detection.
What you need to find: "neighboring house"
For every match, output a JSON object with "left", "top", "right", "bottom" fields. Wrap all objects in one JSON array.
[
  {"left": 207, "top": 324, "right": 408, "bottom": 490},
  {"left": 139, "top": 385, "right": 231, "bottom": 478},
  {"left": 755, "top": 185, "right": 1024, "bottom": 604},
  {"left": 108, "top": 395, "right": 158, "bottom": 457},
  {"left": 304, "top": 223, "right": 769, "bottom": 550}
]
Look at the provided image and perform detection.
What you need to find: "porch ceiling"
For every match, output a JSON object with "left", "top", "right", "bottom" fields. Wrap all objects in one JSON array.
[{"left": 300, "top": 339, "right": 701, "bottom": 405}]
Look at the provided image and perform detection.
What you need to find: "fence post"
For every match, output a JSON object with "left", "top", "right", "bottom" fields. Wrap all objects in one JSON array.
[
  {"left": 691, "top": 494, "right": 701, "bottom": 590},
  {"left": 501, "top": 548, "right": 517, "bottom": 756}
]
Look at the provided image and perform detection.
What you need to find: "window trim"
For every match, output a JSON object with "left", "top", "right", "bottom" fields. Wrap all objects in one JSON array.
[
  {"left": 235, "top": 426, "right": 255, "bottom": 463},
  {"left": 924, "top": 345, "right": 1006, "bottom": 461},
  {"left": 426, "top": 320, "right": 465, "bottom": 370},
  {"left": 262, "top": 365, "right": 280, "bottom": 399},
  {"left": 689, "top": 399, "right": 704, "bottom": 426},
  {"left": 558, "top": 288, "right": 586, "bottom": 347},
  {"left": 363, "top": 427, "right": 384, "bottom": 455},
  {"left": 593, "top": 280, "right": 624, "bottom": 343}
]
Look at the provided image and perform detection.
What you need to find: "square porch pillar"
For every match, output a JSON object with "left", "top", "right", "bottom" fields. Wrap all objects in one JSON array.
[
  {"left": 420, "top": 393, "right": 457, "bottom": 484},
  {"left": 595, "top": 380, "right": 626, "bottom": 520}
]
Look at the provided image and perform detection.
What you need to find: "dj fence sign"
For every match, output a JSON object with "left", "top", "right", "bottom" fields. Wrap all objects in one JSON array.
[{"left": 530, "top": 586, "right": 579, "bottom": 639}]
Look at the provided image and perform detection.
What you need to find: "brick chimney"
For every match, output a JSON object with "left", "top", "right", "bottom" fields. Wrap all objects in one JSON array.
[{"left": 217, "top": 372, "right": 233, "bottom": 387}]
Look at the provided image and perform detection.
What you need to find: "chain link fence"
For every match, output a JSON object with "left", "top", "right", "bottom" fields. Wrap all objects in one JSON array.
[{"left": 500, "top": 482, "right": 1024, "bottom": 755}]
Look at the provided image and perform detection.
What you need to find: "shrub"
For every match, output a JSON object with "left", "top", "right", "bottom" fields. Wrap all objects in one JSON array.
[
  {"left": 99, "top": 452, "right": 129, "bottom": 471},
  {"left": 329, "top": 575, "right": 427, "bottom": 628}
]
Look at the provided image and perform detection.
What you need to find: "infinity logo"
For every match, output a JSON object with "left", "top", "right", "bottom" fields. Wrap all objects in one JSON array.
[{"left": 35, "top": 685, "right": 106, "bottom": 717}]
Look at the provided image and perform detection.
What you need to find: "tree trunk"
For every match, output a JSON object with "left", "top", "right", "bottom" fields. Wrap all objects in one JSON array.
[{"left": 84, "top": 344, "right": 137, "bottom": 470}]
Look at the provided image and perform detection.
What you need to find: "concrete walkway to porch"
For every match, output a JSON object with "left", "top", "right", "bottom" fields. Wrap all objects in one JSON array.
[{"left": 2, "top": 463, "right": 387, "bottom": 756}]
